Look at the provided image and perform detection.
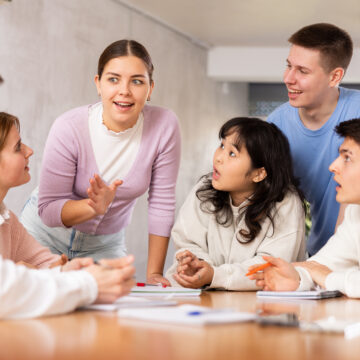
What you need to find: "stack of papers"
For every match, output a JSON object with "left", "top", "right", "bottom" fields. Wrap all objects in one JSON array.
[
  {"left": 256, "top": 289, "right": 342, "bottom": 300},
  {"left": 131, "top": 285, "right": 201, "bottom": 297},
  {"left": 83, "top": 296, "right": 177, "bottom": 311},
  {"left": 118, "top": 304, "right": 255, "bottom": 325}
]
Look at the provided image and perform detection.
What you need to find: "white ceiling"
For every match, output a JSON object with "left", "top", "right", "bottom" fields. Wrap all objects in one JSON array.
[{"left": 119, "top": 0, "right": 360, "bottom": 47}]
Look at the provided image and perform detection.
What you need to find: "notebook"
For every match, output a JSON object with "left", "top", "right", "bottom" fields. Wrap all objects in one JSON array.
[
  {"left": 131, "top": 285, "right": 201, "bottom": 297},
  {"left": 256, "top": 289, "right": 342, "bottom": 300},
  {"left": 118, "top": 304, "right": 255, "bottom": 325},
  {"left": 83, "top": 295, "right": 177, "bottom": 311}
]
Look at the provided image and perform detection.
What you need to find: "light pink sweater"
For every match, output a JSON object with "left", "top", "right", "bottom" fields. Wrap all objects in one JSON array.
[{"left": 0, "top": 208, "right": 58, "bottom": 268}]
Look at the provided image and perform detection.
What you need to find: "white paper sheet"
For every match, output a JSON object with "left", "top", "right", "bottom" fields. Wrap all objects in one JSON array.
[{"left": 118, "top": 304, "right": 256, "bottom": 325}]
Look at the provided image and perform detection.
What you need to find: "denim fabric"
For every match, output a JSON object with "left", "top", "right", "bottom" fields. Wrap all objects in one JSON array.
[{"left": 20, "top": 188, "right": 127, "bottom": 261}]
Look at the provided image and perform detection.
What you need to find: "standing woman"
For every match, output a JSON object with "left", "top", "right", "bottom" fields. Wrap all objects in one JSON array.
[{"left": 21, "top": 40, "right": 181, "bottom": 285}]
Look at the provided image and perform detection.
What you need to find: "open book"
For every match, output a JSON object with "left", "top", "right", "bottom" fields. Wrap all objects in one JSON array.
[{"left": 256, "top": 289, "right": 342, "bottom": 300}]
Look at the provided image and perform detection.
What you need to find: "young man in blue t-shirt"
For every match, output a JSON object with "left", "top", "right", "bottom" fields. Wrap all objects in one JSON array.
[{"left": 268, "top": 23, "right": 360, "bottom": 256}]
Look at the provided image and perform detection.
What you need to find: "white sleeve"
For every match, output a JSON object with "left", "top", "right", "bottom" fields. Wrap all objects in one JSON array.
[
  {"left": 295, "top": 266, "right": 317, "bottom": 291},
  {"left": 166, "top": 187, "right": 305, "bottom": 291},
  {"left": 0, "top": 257, "right": 97, "bottom": 319},
  {"left": 309, "top": 205, "right": 359, "bottom": 271},
  {"left": 210, "top": 192, "right": 305, "bottom": 290},
  {"left": 325, "top": 268, "right": 360, "bottom": 298},
  {"left": 297, "top": 265, "right": 360, "bottom": 298},
  {"left": 165, "top": 183, "right": 213, "bottom": 285},
  {"left": 295, "top": 205, "right": 360, "bottom": 296}
]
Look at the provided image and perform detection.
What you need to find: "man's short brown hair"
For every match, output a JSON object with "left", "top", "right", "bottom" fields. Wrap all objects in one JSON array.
[{"left": 289, "top": 23, "right": 353, "bottom": 73}]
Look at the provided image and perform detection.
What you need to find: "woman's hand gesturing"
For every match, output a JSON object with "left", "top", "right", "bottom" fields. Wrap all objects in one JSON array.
[{"left": 87, "top": 174, "right": 123, "bottom": 215}]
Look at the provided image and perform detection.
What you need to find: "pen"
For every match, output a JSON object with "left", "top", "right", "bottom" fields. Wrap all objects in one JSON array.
[
  {"left": 187, "top": 309, "right": 231, "bottom": 316},
  {"left": 245, "top": 262, "right": 272, "bottom": 276},
  {"left": 49, "top": 253, "right": 68, "bottom": 269},
  {"left": 136, "top": 282, "right": 167, "bottom": 288}
]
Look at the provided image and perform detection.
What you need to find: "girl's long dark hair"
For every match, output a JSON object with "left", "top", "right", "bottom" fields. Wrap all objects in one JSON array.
[{"left": 196, "top": 117, "right": 304, "bottom": 243}]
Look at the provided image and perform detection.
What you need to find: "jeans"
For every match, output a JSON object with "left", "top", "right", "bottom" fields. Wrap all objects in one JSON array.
[{"left": 20, "top": 188, "right": 127, "bottom": 261}]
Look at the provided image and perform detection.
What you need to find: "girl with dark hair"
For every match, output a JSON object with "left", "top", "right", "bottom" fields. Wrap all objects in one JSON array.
[
  {"left": 166, "top": 117, "right": 305, "bottom": 290},
  {"left": 20, "top": 40, "right": 181, "bottom": 286}
]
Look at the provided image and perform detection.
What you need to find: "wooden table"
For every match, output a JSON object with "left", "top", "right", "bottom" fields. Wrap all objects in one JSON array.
[{"left": 1, "top": 291, "right": 360, "bottom": 360}]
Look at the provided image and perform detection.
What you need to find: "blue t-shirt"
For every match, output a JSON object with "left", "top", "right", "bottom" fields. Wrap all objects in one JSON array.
[{"left": 268, "top": 87, "right": 360, "bottom": 255}]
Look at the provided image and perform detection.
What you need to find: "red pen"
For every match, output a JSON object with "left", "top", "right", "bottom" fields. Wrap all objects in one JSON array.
[{"left": 136, "top": 282, "right": 167, "bottom": 288}]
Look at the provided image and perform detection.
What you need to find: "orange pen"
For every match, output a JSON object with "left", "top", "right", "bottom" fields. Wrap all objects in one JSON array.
[{"left": 245, "top": 262, "right": 272, "bottom": 276}]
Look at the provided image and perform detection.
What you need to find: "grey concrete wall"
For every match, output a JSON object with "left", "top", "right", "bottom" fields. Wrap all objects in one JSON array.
[{"left": 0, "top": 0, "right": 248, "bottom": 279}]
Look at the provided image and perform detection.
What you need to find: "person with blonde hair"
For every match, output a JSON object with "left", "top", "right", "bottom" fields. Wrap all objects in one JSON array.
[{"left": 0, "top": 112, "right": 135, "bottom": 319}]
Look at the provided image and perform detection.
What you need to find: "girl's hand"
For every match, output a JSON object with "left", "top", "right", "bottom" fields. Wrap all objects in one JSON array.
[
  {"left": 87, "top": 174, "right": 123, "bottom": 215},
  {"left": 176, "top": 250, "right": 200, "bottom": 276},
  {"left": 173, "top": 260, "right": 214, "bottom": 289}
]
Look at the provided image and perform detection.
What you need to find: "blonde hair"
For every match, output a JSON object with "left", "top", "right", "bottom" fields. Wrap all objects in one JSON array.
[{"left": 0, "top": 112, "right": 20, "bottom": 151}]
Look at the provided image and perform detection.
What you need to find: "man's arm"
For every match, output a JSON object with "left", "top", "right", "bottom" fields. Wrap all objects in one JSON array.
[{"left": 295, "top": 261, "right": 332, "bottom": 288}]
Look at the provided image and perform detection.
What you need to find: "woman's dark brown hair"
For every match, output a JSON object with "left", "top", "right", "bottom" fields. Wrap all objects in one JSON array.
[{"left": 97, "top": 39, "right": 154, "bottom": 82}]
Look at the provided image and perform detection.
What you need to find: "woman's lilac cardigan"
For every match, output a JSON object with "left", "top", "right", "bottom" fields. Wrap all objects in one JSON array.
[{"left": 38, "top": 104, "right": 181, "bottom": 236}]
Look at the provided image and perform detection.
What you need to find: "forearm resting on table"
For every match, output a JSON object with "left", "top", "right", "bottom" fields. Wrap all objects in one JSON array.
[
  {"left": 61, "top": 199, "right": 97, "bottom": 227},
  {"left": 296, "top": 261, "right": 332, "bottom": 288}
]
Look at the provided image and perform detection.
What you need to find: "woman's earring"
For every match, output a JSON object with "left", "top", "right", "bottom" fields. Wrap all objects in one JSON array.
[{"left": 147, "top": 96, "right": 151, "bottom": 102}]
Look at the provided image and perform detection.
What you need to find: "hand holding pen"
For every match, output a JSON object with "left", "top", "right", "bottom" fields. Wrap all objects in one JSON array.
[
  {"left": 246, "top": 262, "right": 272, "bottom": 276},
  {"left": 49, "top": 254, "right": 68, "bottom": 269},
  {"left": 48, "top": 254, "right": 93, "bottom": 272},
  {"left": 46, "top": 254, "right": 89, "bottom": 271},
  {"left": 86, "top": 255, "right": 136, "bottom": 303},
  {"left": 61, "top": 256, "right": 95, "bottom": 272},
  {"left": 95, "top": 254, "right": 135, "bottom": 270},
  {"left": 247, "top": 255, "right": 300, "bottom": 291}
]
